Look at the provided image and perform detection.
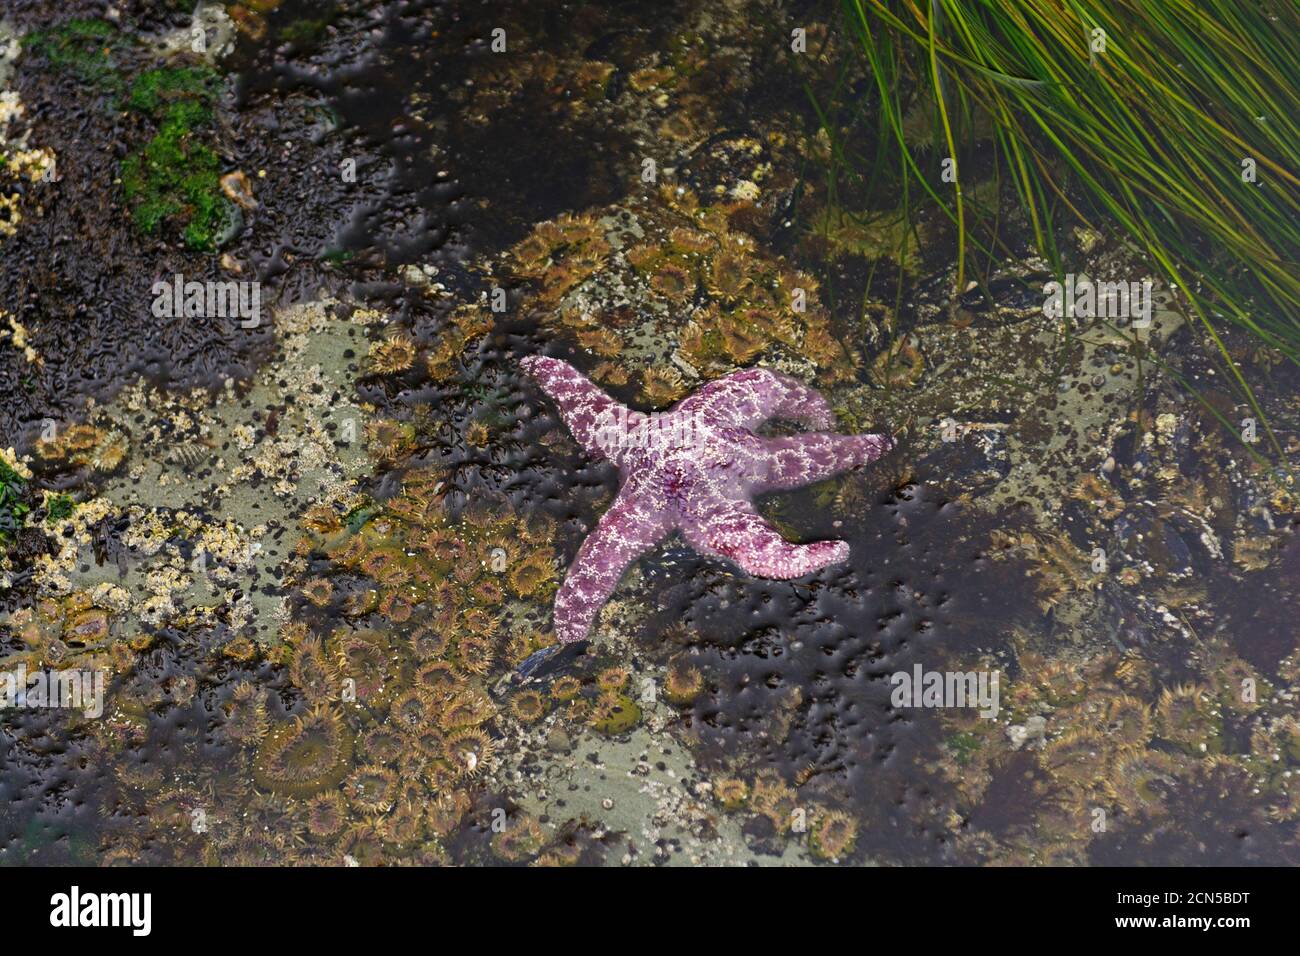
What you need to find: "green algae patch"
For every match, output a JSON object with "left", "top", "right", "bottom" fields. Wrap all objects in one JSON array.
[
  {"left": 591, "top": 694, "right": 642, "bottom": 735},
  {"left": 0, "top": 455, "right": 30, "bottom": 546},
  {"left": 43, "top": 493, "right": 75, "bottom": 525},
  {"left": 21, "top": 19, "right": 128, "bottom": 91},
  {"left": 120, "top": 67, "right": 231, "bottom": 251}
]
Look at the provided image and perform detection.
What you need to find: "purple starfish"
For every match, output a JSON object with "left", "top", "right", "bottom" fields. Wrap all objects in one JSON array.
[{"left": 520, "top": 355, "right": 892, "bottom": 649}]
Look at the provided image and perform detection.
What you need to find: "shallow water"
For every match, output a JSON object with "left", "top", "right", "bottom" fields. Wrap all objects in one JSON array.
[{"left": 0, "top": 1, "right": 1296, "bottom": 867}]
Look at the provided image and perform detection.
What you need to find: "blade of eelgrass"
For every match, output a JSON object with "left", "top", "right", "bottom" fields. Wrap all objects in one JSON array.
[{"left": 837, "top": 0, "right": 1299, "bottom": 462}]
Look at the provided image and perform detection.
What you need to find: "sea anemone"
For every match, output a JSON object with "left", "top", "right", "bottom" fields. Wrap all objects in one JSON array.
[
  {"left": 869, "top": 337, "right": 925, "bottom": 389},
  {"left": 550, "top": 676, "right": 582, "bottom": 701},
  {"left": 706, "top": 248, "right": 753, "bottom": 302},
  {"left": 649, "top": 261, "right": 696, "bottom": 303},
  {"left": 471, "top": 577, "right": 505, "bottom": 606},
  {"left": 410, "top": 725, "right": 446, "bottom": 761},
  {"left": 364, "top": 419, "right": 415, "bottom": 464},
  {"left": 444, "top": 728, "right": 495, "bottom": 777},
  {"left": 664, "top": 660, "right": 705, "bottom": 705},
  {"left": 410, "top": 625, "right": 452, "bottom": 661},
  {"left": 460, "top": 606, "right": 501, "bottom": 637},
  {"left": 454, "top": 631, "right": 495, "bottom": 676},
  {"left": 750, "top": 772, "right": 797, "bottom": 833},
  {"left": 640, "top": 366, "right": 689, "bottom": 406},
  {"left": 300, "top": 504, "right": 343, "bottom": 537},
  {"left": 252, "top": 704, "right": 355, "bottom": 798},
  {"left": 389, "top": 689, "right": 434, "bottom": 731},
  {"left": 1040, "top": 730, "right": 1111, "bottom": 791},
  {"left": 510, "top": 689, "right": 548, "bottom": 723},
  {"left": 808, "top": 808, "right": 858, "bottom": 861},
  {"left": 506, "top": 550, "right": 557, "bottom": 598},
  {"left": 465, "top": 420, "right": 491, "bottom": 447},
  {"left": 289, "top": 636, "right": 337, "bottom": 703},
  {"left": 491, "top": 814, "right": 547, "bottom": 862},
  {"left": 304, "top": 792, "right": 347, "bottom": 838},
  {"left": 425, "top": 790, "right": 471, "bottom": 838},
  {"left": 414, "top": 661, "right": 459, "bottom": 695},
  {"left": 714, "top": 776, "right": 749, "bottom": 810},
  {"left": 1155, "top": 683, "right": 1223, "bottom": 755},
  {"left": 438, "top": 687, "right": 496, "bottom": 730},
  {"left": 575, "top": 326, "right": 624, "bottom": 358},
  {"left": 345, "top": 765, "right": 399, "bottom": 814},
  {"left": 301, "top": 577, "right": 334, "bottom": 607},
  {"left": 1108, "top": 751, "right": 1181, "bottom": 813},
  {"left": 334, "top": 630, "right": 392, "bottom": 707},
  {"left": 1101, "top": 694, "right": 1153, "bottom": 748},
  {"left": 378, "top": 799, "right": 425, "bottom": 846},
  {"left": 224, "top": 681, "right": 268, "bottom": 743},
  {"left": 367, "top": 333, "right": 417, "bottom": 375},
  {"left": 361, "top": 726, "right": 405, "bottom": 764},
  {"left": 596, "top": 666, "right": 630, "bottom": 692},
  {"left": 378, "top": 587, "right": 415, "bottom": 624},
  {"left": 716, "top": 312, "right": 767, "bottom": 364}
]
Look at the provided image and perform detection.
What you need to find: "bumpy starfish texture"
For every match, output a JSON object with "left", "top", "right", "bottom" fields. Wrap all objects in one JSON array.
[{"left": 521, "top": 355, "right": 892, "bottom": 645}]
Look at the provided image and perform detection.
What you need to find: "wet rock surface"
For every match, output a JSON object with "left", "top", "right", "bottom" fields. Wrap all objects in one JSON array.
[{"left": 0, "top": 1, "right": 1297, "bottom": 866}]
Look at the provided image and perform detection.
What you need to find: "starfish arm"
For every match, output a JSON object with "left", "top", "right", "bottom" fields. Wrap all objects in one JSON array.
[
  {"left": 682, "top": 495, "right": 850, "bottom": 579},
  {"left": 676, "top": 366, "right": 836, "bottom": 430},
  {"left": 551, "top": 479, "right": 673, "bottom": 643},
  {"left": 521, "top": 355, "right": 645, "bottom": 463},
  {"left": 758, "top": 432, "right": 893, "bottom": 491}
]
